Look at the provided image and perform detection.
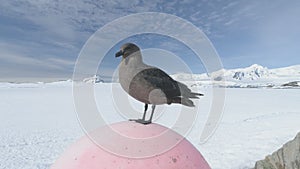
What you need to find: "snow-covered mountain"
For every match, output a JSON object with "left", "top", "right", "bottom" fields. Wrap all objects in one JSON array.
[
  {"left": 83, "top": 75, "right": 104, "bottom": 83},
  {"left": 172, "top": 64, "right": 300, "bottom": 88},
  {"left": 227, "top": 64, "right": 271, "bottom": 80}
]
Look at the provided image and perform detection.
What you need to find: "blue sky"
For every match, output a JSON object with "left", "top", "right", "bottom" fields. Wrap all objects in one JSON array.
[{"left": 0, "top": 0, "right": 299, "bottom": 81}]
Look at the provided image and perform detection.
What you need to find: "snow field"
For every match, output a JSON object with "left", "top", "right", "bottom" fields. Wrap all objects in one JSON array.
[{"left": 0, "top": 82, "right": 299, "bottom": 169}]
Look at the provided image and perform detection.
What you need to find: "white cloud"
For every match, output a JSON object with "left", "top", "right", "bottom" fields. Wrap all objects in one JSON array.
[{"left": 0, "top": 42, "right": 75, "bottom": 78}]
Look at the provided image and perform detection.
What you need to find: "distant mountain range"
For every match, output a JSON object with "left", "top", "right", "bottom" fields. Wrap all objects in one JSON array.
[
  {"left": 2, "top": 64, "right": 298, "bottom": 89},
  {"left": 83, "top": 75, "right": 104, "bottom": 83},
  {"left": 171, "top": 64, "right": 300, "bottom": 88}
]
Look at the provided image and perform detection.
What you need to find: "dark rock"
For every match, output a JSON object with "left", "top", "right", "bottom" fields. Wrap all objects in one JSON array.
[
  {"left": 254, "top": 132, "right": 300, "bottom": 169},
  {"left": 281, "top": 81, "right": 300, "bottom": 87}
]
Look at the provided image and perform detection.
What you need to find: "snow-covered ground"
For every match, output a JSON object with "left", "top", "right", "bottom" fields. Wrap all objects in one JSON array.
[{"left": 0, "top": 81, "right": 300, "bottom": 169}]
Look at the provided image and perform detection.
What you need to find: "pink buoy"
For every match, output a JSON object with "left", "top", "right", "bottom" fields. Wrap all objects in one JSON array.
[{"left": 51, "top": 121, "right": 211, "bottom": 169}]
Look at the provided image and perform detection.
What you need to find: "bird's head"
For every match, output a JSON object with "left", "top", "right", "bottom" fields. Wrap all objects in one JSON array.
[{"left": 115, "top": 43, "right": 140, "bottom": 59}]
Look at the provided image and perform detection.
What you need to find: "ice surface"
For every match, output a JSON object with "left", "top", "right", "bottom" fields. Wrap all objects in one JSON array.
[{"left": 0, "top": 82, "right": 299, "bottom": 169}]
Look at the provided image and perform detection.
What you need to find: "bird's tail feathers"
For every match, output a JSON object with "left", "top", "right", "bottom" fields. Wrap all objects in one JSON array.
[
  {"left": 191, "top": 92, "right": 204, "bottom": 96},
  {"left": 184, "top": 92, "right": 204, "bottom": 99},
  {"left": 171, "top": 97, "right": 195, "bottom": 107},
  {"left": 177, "top": 82, "right": 204, "bottom": 98}
]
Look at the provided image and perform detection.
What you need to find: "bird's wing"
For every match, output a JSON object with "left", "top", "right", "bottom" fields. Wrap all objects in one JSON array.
[{"left": 132, "top": 68, "right": 181, "bottom": 99}]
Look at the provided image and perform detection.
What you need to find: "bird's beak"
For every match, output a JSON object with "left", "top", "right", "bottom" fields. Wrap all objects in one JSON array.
[{"left": 115, "top": 50, "right": 123, "bottom": 57}]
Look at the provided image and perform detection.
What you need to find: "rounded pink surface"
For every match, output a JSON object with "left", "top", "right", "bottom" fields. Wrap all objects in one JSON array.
[{"left": 51, "top": 121, "right": 211, "bottom": 169}]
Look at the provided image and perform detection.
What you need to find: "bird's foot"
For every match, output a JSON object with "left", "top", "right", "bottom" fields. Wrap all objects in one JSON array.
[{"left": 129, "top": 119, "right": 152, "bottom": 125}]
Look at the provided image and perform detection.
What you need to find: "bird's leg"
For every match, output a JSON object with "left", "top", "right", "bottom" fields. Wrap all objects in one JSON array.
[
  {"left": 129, "top": 104, "right": 150, "bottom": 124},
  {"left": 134, "top": 105, "right": 156, "bottom": 125},
  {"left": 141, "top": 104, "right": 148, "bottom": 120},
  {"left": 147, "top": 105, "right": 156, "bottom": 123}
]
